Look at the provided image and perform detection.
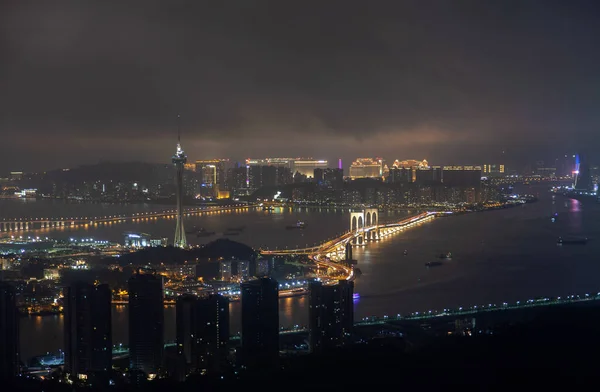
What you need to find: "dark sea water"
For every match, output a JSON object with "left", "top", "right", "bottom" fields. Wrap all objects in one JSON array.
[{"left": 9, "top": 185, "right": 600, "bottom": 360}]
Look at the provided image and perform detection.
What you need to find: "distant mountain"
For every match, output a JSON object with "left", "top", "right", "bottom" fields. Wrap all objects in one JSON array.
[{"left": 35, "top": 161, "right": 173, "bottom": 184}]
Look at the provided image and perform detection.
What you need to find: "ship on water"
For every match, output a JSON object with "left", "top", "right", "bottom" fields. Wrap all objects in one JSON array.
[{"left": 286, "top": 221, "right": 307, "bottom": 230}]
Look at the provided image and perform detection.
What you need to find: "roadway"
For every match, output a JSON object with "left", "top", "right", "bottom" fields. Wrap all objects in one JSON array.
[
  {"left": 262, "top": 211, "right": 439, "bottom": 281},
  {"left": 0, "top": 204, "right": 253, "bottom": 232}
]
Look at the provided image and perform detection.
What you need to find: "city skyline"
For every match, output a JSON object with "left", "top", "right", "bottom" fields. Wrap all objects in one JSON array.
[{"left": 2, "top": 2, "right": 600, "bottom": 171}]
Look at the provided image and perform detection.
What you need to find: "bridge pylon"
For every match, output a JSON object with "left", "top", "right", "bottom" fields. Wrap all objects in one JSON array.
[
  {"left": 364, "top": 207, "right": 379, "bottom": 241},
  {"left": 350, "top": 207, "right": 379, "bottom": 246},
  {"left": 350, "top": 210, "right": 364, "bottom": 245}
]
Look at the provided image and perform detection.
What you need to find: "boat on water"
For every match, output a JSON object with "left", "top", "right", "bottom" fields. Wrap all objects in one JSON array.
[
  {"left": 425, "top": 261, "right": 444, "bottom": 268},
  {"left": 557, "top": 236, "right": 588, "bottom": 245},
  {"left": 438, "top": 252, "right": 452, "bottom": 259},
  {"left": 286, "top": 221, "right": 307, "bottom": 230}
]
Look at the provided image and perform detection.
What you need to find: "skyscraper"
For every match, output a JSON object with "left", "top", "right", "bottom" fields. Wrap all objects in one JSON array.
[
  {"left": 129, "top": 272, "right": 164, "bottom": 377},
  {"left": 195, "top": 159, "right": 230, "bottom": 196},
  {"left": 237, "top": 260, "right": 250, "bottom": 281},
  {"left": 64, "top": 282, "right": 112, "bottom": 381},
  {"left": 574, "top": 154, "right": 593, "bottom": 191},
  {"left": 441, "top": 166, "right": 482, "bottom": 187},
  {"left": 0, "top": 282, "right": 19, "bottom": 380},
  {"left": 256, "top": 259, "right": 270, "bottom": 277},
  {"left": 240, "top": 278, "right": 279, "bottom": 371},
  {"left": 308, "top": 280, "right": 354, "bottom": 354},
  {"left": 337, "top": 280, "right": 354, "bottom": 339},
  {"left": 176, "top": 294, "right": 229, "bottom": 377},
  {"left": 172, "top": 115, "right": 187, "bottom": 248},
  {"left": 219, "top": 260, "right": 232, "bottom": 281}
]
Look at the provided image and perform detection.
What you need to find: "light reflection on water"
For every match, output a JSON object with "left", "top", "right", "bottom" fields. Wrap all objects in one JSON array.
[{"left": 16, "top": 188, "right": 600, "bottom": 360}]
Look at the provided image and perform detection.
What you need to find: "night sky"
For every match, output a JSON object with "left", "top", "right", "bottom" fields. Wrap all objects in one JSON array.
[{"left": 2, "top": 1, "right": 600, "bottom": 172}]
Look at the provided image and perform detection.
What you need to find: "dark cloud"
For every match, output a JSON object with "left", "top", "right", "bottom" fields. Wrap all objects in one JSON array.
[{"left": 1, "top": 0, "right": 600, "bottom": 171}]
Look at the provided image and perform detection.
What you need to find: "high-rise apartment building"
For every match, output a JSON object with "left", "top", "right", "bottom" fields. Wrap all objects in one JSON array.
[
  {"left": 322, "top": 168, "right": 344, "bottom": 188},
  {"left": 313, "top": 168, "right": 324, "bottom": 183},
  {"left": 574, "top": 154, "right": 593, "bottom": 191},
  {"left": 0, "top": 282, "right": 19, "bottom": 380},
  {"left": 176, "top": 294, "right": 229, "bottom": 377},
  {"left": 237, "top": 260, "right": 250, "bottom": 281},
  {"left": 256, "top": 259, "right": 270, "bottom": 277},
  {"left": 247, "top": 165, "right": 292, "bottom": 190},
  {"left": 441, "top": 166, "right": 482, "bottom": 187},
  {"left": 128, "top": 272, "right": 164, "bottom": 377},
  {"left": 227, "top": 164, "right": 248, "bottom": 195},
  {"left": 308, "top": 280, "right": 354, "bottom": 354},
  {"left": 389, "top": 159, "right": 429, "bottom": 182},
  {"left": 196, "top": 159, "right": 230, "bottom": 194},
  {"left": 414, "top": 166, "right": 442, "bottom": 184},
  {"left": 387, "top": 167, "right": 412, "bottom": 183},
  {"left": 240, "top": 278, "right": 279, "bottom": 371},
  {"left": 219, "top": 261, "right": 232, "bottom": 281},
  {"left": 64, "top": 282, "right": 112, "bottom": 381}
]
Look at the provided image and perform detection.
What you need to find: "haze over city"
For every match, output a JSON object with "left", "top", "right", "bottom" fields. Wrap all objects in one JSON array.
[
  {"left": 3, "top": 2, "right": 600, "bottom": 391},
  {"left": 2, "top": 1, "right": 600, "bottom": 171}
]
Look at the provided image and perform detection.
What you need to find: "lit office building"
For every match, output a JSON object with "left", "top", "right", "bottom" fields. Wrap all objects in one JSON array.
[
  {"left": 293, "top": 160, "right": 328, "bottom": 179},
  {"left": 219, "top": 261, "right": 232, "bottom": 281},
  {"left": 241, "top": 278, "right": 279, "bottom": 371},
  {"left": 128, "top": 272, "right": 164, "bottom": 378},
  {"left": 176, "top": 294, "right": 229, "bottom": 377},
  {"left": 0, "top": 282, "right": 19, "bottom": 380},
  {"left": 64, "top": 282, "right": 112, "bottom": 381},
  {"left": 349, "top": 158, "right": 383, "bottom": 179},
  {"left": 124, "top": 232, "right": 151, "bottom": 248}
]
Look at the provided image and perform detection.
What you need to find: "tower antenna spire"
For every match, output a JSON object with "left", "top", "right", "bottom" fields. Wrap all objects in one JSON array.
[{"left": 177, "top": 113, "right": 181, "bottom": 143}]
